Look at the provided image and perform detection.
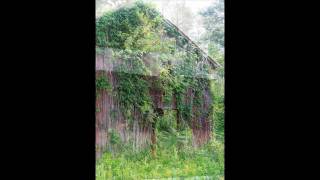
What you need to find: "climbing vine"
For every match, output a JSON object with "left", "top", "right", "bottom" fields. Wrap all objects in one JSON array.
[
  {"left": 96, "top": 76, "right": 111, "bottom": 91},
  {"left": 96, "top": 1, "right": 214, "bottom": 134}
]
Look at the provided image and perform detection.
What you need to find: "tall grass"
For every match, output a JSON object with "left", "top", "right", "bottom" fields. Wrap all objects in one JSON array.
[
  {"left": 96, "top": 134, "right": 224, "bottom": 179},
  {"left": 96, "top": 110, "right": 224, "bottom": 179}
]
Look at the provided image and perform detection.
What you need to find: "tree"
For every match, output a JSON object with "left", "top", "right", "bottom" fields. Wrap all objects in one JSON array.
[
  {"left": 157, "top": 0, "right": 171, "bottom": 15},
  {"left": 200, "top": 0, "right": 224, "bottom": 51},
  {"left": 96, "top": 0, "right": 134, "bottom": 17},
  {"left": 97, "top": 0, "right": 133, "bottom": 8},
  {"left": 165, "top": 0, "right": 194, "bottom": 34}
]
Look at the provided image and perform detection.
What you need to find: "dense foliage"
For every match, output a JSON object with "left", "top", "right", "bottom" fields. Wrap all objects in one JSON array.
[
  {"left": 96, "top": 129, "right": 224, "bottom": 179},
  {"left": 200, "top": 0, "right": 224, "bottom": 51},
  {"left": 96, "top": 75, "right": 111, "bottom": 91}
]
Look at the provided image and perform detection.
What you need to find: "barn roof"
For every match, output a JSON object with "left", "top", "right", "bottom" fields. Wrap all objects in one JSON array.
[
  {"left": 96, "top": 4, "right": 221, "bottom": 79},
  {"left": 95, "top": 16, "right": 220, "bottom": 69},
  {"left": 162, "top": 18, "right": 220, "bottom": 69}
]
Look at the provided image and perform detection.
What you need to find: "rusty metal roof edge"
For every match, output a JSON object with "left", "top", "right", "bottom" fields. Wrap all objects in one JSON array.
[{"left": 162, "top": 18, "right": 222, "bottom": 69}]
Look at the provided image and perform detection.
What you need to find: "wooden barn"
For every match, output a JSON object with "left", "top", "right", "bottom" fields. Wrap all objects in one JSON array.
[{"left": 96, "top": 5, "right": 219, "bottom": 159}]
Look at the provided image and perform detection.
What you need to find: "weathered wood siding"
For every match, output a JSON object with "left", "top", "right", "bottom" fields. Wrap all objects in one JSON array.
[{"left": 96, "top": 51, "right": 213, "bottom": 159}]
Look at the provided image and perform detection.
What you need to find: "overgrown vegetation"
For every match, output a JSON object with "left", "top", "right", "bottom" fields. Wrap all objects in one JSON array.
[
  {"left": 96, "top": 128, "right": 224, "bottom": 179},
  {"left": 96, "top": 76, "right": 111, "bottom": 91},
  {"left": 96, "top": 1, "right": 224, "bottom": 179}
]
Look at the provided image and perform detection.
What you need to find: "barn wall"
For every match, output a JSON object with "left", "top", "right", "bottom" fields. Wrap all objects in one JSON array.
[
  {"left": 191, "top": 87, "right": 213, "bottom": 147},
  {"left": 96, "top": 51, "right": 214, "bottom": 159},
  {"left": 96, "top": 70, "right": 152, "bottom": 160}
]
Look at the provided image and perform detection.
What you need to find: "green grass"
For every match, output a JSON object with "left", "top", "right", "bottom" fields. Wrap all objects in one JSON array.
[{"left": 96, "top": 139, "right": 224, "bottom": 180}]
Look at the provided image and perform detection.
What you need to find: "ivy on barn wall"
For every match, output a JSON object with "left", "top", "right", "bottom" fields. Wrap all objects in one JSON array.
[{"left": 96, "top": 1, "right": 214, "bottom": 138}]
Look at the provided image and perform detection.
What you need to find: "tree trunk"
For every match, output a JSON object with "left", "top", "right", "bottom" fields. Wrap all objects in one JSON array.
[
  {"left": 176, "top": 109, "right": 181, "bottom": 130},
  {"left": 173, "top": 93, "right": 181, "bottom": 131},
  {"left": 151, "top": 125, "right": 156, "bottom": 157}
]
